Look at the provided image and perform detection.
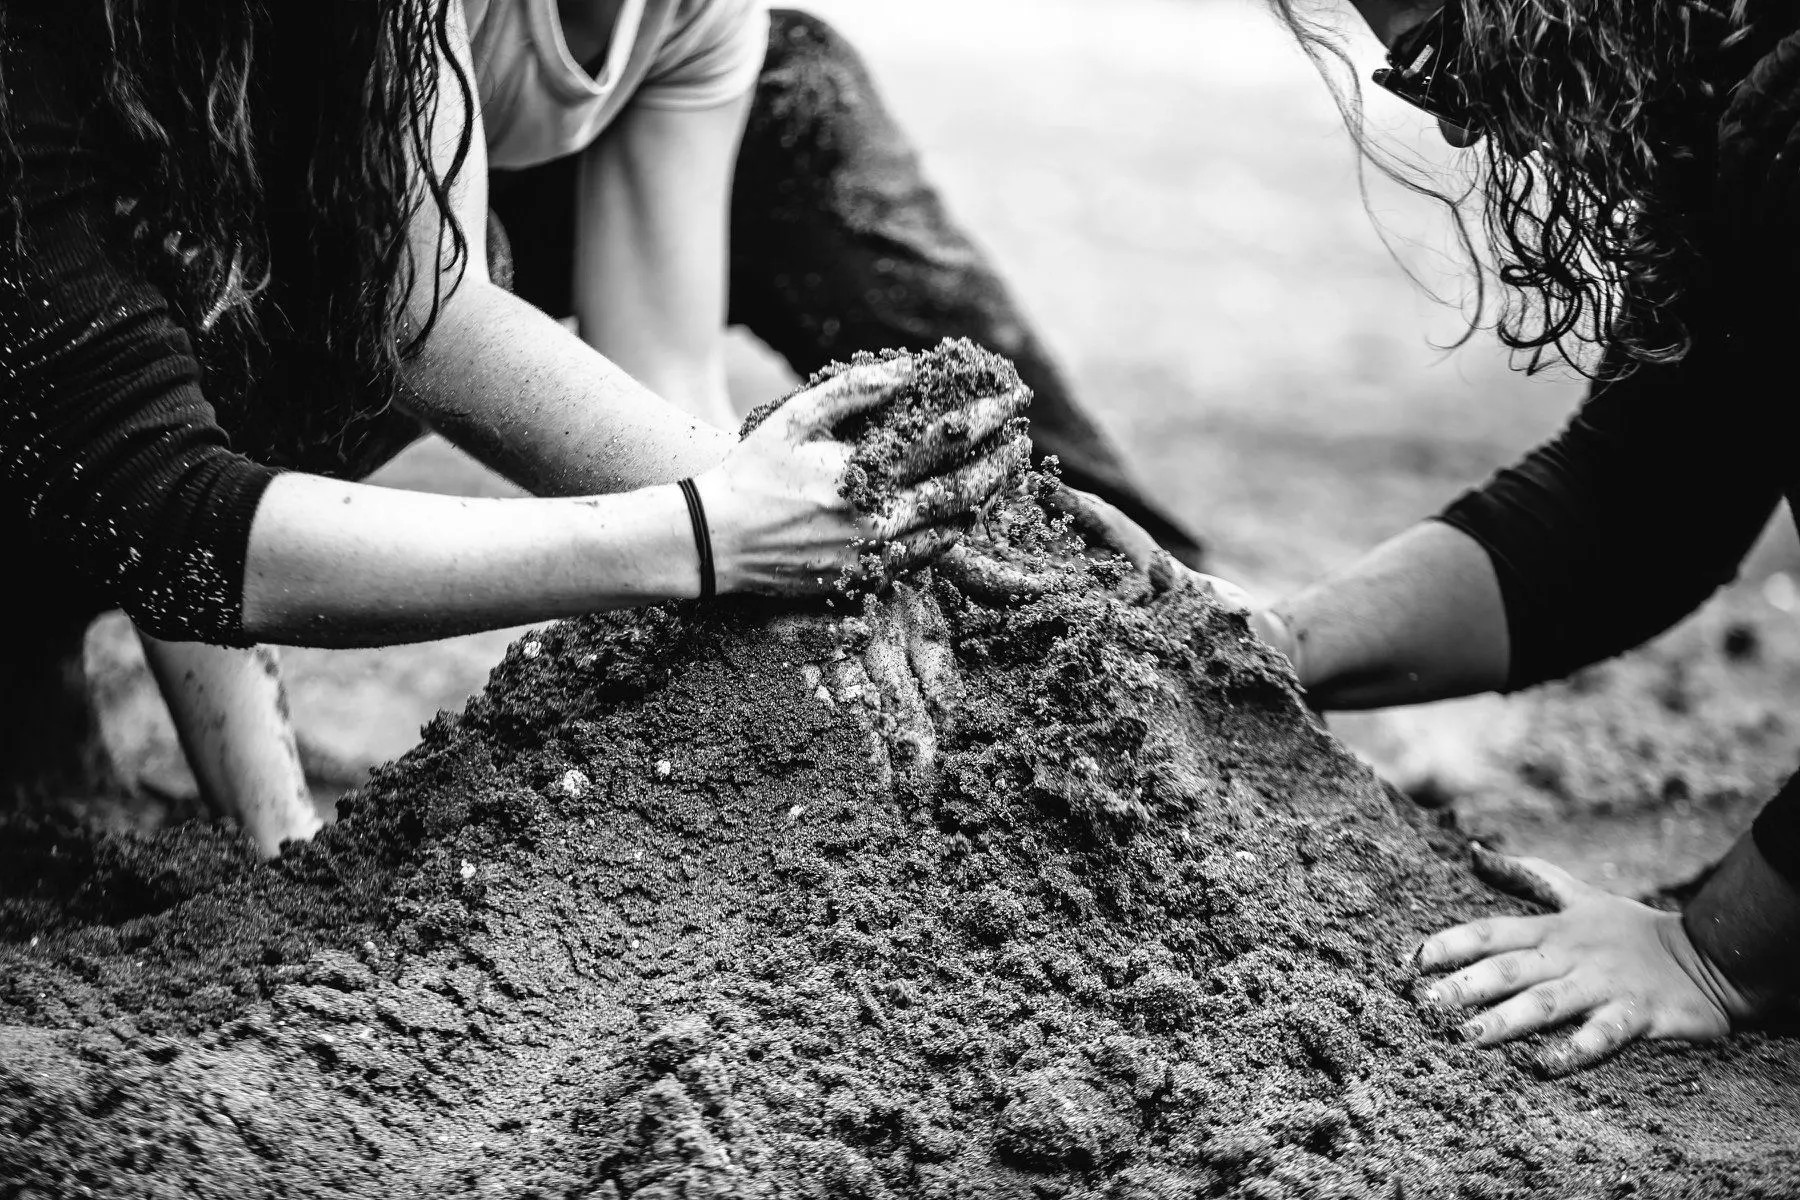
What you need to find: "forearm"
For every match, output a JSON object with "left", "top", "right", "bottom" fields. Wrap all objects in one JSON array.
[
  {"left": 137, "top": 635, "right": 319, "bottom": 855},
  {"left": 568, "top": 97, "right": 752, "bottom": 430},
  {"left": 403, "top": 278, "right": 736, "bottom": 496},
  {"left": 394, "top": 4, "right": 735, "bottom": 495},
  {"left": 240, "top": 473, "right": 698, "bottom": 646},
  {"left": 1274, "top": 520, "right": 1510, "bottom": 710}
]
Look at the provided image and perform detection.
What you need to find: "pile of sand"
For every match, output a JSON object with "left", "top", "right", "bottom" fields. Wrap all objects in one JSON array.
[{"left": 2, "top": 344, "right": 1797, "bottom": 1199}]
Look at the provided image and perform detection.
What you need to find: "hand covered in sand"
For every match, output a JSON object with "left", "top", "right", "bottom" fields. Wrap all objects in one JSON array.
[
  {"left": 1414, "top": 844, "right": 1757, "bottom": 1075},
  {"left": 1043, "top": 484, "right": 1295, "bottom": 647},
  {"left": 696, "top": 356, "right": 1026, "bottom": 595}
]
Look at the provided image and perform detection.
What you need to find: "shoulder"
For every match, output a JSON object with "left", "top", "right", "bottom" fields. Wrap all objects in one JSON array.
[{"left": 638, "top": 0, "right": 767, "bottom": 102}]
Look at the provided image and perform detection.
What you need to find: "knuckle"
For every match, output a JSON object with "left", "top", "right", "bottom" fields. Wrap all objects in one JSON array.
[
  {"left": 1532, "top": 983, "right": 1565, "bottom": 1019},
  {"left": 1470, "top": 920, "right": 1495, "bottom": 948},
  {"left": 1495, "top": 954, "right": 1521, "bottom": 984}
]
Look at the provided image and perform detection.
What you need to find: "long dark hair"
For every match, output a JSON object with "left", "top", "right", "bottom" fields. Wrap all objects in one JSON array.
[
  {"left": 1270, "top": 0, "right": 1762, "bottom": 375},
  {"left": 1, "top": 0, "right": 475, "bottom": 451}
]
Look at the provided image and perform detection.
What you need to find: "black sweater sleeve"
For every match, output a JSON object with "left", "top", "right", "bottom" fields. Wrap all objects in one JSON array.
[
  {"left": 0, "top": 33, "right": 278, "bottom": 645},
  {"left": 1754, "top": 774, "right": 1800, "bottom": 889},
  {"left": 1435, "top": 337, "right": 1788, "bottom": 692}
]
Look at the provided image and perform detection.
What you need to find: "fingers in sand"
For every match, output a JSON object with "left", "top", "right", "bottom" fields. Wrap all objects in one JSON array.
[
  {"left": 887, "top": 386, "right": 1032, "bottom": 484},
  {"left": 1415, "top": 914, "right": 1546, "bottom": 973},
  {"left": 871, "top": 436, "right": 1032, "bottom": 541},
  {"left": 1539, "top": 1000, "right": 1650, "bottom": 1076},
  {"left": 1421, "top": 947, "right": 1559, "bottom": 1011},
  {"left": 1457, "top": 975, "right": 1601, "bottom": 1047}
]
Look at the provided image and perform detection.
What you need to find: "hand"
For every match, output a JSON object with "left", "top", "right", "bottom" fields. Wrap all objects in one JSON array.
[
  {"left": 1414, "top": 844, "right": 1758, "bottom": 1075},
  {"left": 1042, "top": 484, "right": 1297, "bottom": 653},
  {"left": 697, "top": 357, "right": 1026, "bottom": 596}
]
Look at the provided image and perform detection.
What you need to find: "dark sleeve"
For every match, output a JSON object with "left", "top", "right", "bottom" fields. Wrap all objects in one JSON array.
[
  {"left": 0, "top": 36, "right": 279, "bottom": 645},
  {"left": 1435, "top": 340, "right": 1787, "bottom": 692},
  {"left": 1753, "top": 778, "right": 1800, "bottom": 889}
]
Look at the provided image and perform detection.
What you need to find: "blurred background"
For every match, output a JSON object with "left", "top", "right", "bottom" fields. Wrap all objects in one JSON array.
[{"left": 90, "top": 0, "right": 1800, "bottom": 898}]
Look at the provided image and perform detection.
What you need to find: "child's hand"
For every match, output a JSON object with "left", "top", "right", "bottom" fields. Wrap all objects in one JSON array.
[{"left": 1412, "top": 845, "right": 1757, "bottom": 1075}]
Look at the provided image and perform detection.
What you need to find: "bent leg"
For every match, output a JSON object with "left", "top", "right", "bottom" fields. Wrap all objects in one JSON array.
[{"left": 729, "top": 10, "right": 1205, "bottom": 566}]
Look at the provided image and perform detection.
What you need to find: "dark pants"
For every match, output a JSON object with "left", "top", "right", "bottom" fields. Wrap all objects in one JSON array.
[{"left": 490, "top": 9, "right": 1204, "bottom": 567}]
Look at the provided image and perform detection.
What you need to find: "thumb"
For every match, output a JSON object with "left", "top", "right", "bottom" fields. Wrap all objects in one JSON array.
[
  {"left": 1194, "top": 572, "right": 1254, "bottom": 614},
  {"left": 1471, "top": 843, "right": 1589, "bottom": 911},
  {"left": 779, "top": 357, "right": 913, "bottom": 440},
  {"left": 1043, "top": 482, "right": 1160, "bottom": 570}
]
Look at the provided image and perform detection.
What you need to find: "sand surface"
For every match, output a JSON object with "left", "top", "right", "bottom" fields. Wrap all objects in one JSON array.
[{"left": 9, "top": 480, "right": 1800, "bottom": 1196}]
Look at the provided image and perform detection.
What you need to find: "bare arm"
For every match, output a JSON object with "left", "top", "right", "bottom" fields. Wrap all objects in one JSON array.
[
  {"left": 240, "top": 474, "right": 697, "bottom": 645},
  {"left": 1269, "top": 520, "right": 1510, "bottom": 710},
  {"left": 137, "top": 636, "right": 320, "bottom": 853},
  {"left": 1049, "top": 488, "right": 1509, "bottom": 710},
  {"left": 401, "top": 284, "right": 736, "bottom": 495},
  {"left": 392, "top": 0, "right": 738, "bottom": 495},
  {"left": 569, "top": 93, "right": 752, "bottom": 428}
]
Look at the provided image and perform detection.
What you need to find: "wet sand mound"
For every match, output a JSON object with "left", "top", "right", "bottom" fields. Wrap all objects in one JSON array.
[{"left": 3, "top": 352, "right": 1799, "bottom": 1199}]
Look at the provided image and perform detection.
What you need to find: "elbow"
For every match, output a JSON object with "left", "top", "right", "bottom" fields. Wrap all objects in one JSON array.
[{"left": 398, "top": 209, "right": 503, "bottom": 349}]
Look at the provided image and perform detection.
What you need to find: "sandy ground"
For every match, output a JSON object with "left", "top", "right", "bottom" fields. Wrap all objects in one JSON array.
[
  {"left": 89, "top": 0, "right": 1800, "bottom": 898},
  {"left": 23, "top": 483, "right": 1800, "bottom": 1197}
]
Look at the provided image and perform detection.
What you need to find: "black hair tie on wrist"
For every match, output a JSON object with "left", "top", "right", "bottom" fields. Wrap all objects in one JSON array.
[{"left": 677, "top": 478, "right": 716, "bottom": 601}]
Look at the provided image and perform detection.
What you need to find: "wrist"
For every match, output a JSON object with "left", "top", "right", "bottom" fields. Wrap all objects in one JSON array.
[
  {"left": 1253, "top": 605, "right": 1305, "bottom": 684},
  {"left": 676, "top": 478, "right": 717, "bottom": 601},
  {"left": 589, "top": 484, "right": 703, "bottom": 603},
  {"left": 687, "top": 472, "right": 739, "bottom": 597}
]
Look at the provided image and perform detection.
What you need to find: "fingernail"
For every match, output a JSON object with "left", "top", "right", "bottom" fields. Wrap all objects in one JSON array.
[{"left": 1457, "top": 1020, "right": 1483, "bottom": 1043}]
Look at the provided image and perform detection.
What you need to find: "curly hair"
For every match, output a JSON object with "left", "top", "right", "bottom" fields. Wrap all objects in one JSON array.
[
  {"left": 1268, "top": 0, "right": 1764, "bottom": 375},
  {"left": 0, "top": 0, "right": 474, "bottom": 452}
]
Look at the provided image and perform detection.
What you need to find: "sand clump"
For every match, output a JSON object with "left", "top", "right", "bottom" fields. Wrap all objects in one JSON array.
[
  {"left": 3, "top": 349, "right": 1800, "bottom": 1198},
  {"left": 744, "top": 337, "right": 1032, "bottom": 520}
]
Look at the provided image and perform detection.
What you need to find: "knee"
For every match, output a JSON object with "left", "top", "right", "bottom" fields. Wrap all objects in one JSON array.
[
  {"left": 763, "top": 8, "right": 872, "bottom": 85},
  {"left": 748, "top": 8, "right": 904, "bottom": 164}
]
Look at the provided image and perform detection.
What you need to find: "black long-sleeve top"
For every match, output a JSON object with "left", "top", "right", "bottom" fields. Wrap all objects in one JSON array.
[
  {"left": 0, "top": 24, "right": 277, "bottom": 644},
  {"left": 1439, "top": 30, "right": 1800, "bottom": 886},
  {"left": 0, "top": 16, "right": 421, "bottom": 645}
]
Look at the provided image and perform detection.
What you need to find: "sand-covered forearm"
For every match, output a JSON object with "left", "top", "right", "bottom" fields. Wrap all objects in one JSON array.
[{"left": 402, "top": 280, "right": 736, "bottom": 497}]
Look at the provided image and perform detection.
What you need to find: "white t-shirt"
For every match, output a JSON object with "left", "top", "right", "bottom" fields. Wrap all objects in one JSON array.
[{"left": 465, "top": 0, "right": 770, "bottom": 170}]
